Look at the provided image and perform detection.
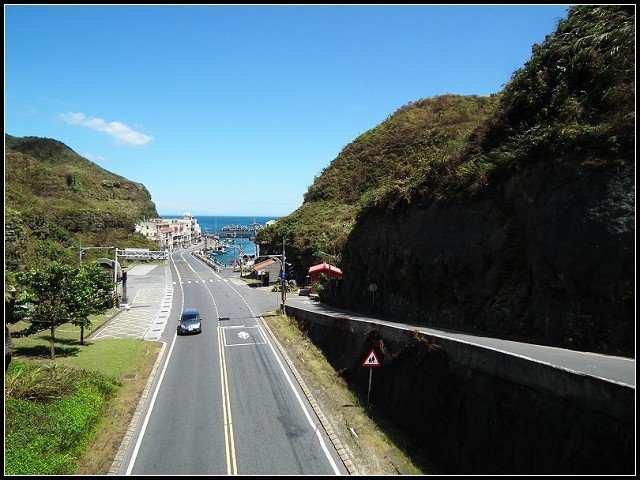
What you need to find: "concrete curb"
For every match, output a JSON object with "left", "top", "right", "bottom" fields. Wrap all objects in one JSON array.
[
  {"left": 108, "top": 341, "right": 168, "bottom": 475},
  {"left": 259, "top": 317, "right": 358, "bottom": 475}
]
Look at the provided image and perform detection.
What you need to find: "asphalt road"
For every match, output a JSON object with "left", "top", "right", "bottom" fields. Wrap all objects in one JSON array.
[
  {"left": 115, "top": 246, "right": 634, "bottom": 474},
  {"left": 119, "top": 250, "right": 346, "bottom": 475},
  {"left": 200, "top": 258, "right": 635, "bottom": 389}
]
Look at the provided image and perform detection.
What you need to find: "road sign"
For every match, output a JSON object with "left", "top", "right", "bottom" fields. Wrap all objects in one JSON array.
[{"left": 361, "top": 349, "right": 381, "bottom": 367}]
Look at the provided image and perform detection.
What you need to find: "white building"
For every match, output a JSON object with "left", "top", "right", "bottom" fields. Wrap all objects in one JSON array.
[{"left": 136, "top": 213, "right": 201, "bottom": 250}]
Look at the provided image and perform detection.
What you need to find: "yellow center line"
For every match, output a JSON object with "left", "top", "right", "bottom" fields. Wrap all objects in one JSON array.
[
  {"left": 218, "top": 325, "right": 238, "bottom": 474},
  {"left": 181, "top": 251, "right": 238, "bottom": 474}
]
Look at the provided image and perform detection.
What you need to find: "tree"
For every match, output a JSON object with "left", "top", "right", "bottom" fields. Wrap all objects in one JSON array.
[
  {"left": 71, "top": 263, "right": 114, "bottom": 345},
  {"left": 16, "top": 261, "right": 113, "bottom": 359},
  {"left": 5, "top": 283, "right": 27, "bottom": 326},
  {"left": 315, "top": 272, "right": 330, "bottom": 301}
]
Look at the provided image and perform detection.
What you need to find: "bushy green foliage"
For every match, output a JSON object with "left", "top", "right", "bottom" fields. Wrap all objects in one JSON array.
[
  {"left": 271, "top": 279, "right": 298, "bottom": 293},
  {"left": 4, "top": 361, "right": 120, "bottom": 475},
  {"left": 15, "top": 261, "right": 113, "bottom": 357},
  {"left": 256, "top": 200, "right": 357, "bottom": 280},
  {"left": 4, "top": 361, "right": 115, "bottom": 401},
  {"left": 418, "top": 5, "right": 635, "bottom": 204}
]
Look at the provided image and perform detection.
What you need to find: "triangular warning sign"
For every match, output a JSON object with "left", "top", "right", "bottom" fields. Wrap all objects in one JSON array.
[{"left": 361, "top": 349, "right": 381, "bottom": 367}]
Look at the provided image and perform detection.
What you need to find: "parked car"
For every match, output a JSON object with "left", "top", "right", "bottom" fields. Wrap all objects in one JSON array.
[{"left": 177, "top": 308, "right": 202, "bottom": 335}]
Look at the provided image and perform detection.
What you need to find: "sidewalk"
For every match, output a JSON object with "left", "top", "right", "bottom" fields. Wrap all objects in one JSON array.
[
  {"left": 283, "top": 295, "right": 636, "bottom": 387},
  {"left": 89, "top": 263, "right": 174, "bottom": 341}
]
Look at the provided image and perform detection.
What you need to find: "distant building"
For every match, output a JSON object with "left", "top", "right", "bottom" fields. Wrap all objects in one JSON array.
[
  {"left": 252, "top": 257, "right": 281, "bottom": 285},
  {"left": 136, "top": 213, "right": 201, "bottom": 250}
]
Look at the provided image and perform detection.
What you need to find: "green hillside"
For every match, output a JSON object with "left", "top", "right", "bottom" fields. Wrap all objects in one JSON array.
[
  {"left": 256, "top": 94, "right": 498, "bottom": 277},
  {"left": 5, "top": 134, "right": 159, "bottom": 277}
]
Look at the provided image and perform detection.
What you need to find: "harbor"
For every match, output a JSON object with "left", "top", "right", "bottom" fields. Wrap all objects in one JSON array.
[{"left": 198, "top": 216, "right": 275, "bottom": 268}]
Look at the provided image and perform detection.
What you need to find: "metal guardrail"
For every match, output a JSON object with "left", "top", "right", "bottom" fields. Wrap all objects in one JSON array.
[{"left": 118, "top": 249, "right": 168, "bottom": 261}]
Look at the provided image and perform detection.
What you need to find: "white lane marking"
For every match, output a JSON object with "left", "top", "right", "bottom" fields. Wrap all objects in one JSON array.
[
  {"left": 220, "top": 279, "right": 341, "bottom": 475},
  {"left": 185, "top": 253, "right": 341, "bottom": 472},
  {"left": 256, "top": 322, "right": 341, "bottom": 475},
  {"left": 125, "top": 253, "right": 185, "bottom": 475}
]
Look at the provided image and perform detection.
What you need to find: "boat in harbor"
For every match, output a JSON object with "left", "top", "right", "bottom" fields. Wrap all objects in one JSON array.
[{"left": 210, "top": 245, "right": 228, "bottom": 256}]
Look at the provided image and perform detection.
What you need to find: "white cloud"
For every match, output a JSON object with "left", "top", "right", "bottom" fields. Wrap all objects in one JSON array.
[{"left": 59, "top": 112, "right": 153, "bottom": 147}]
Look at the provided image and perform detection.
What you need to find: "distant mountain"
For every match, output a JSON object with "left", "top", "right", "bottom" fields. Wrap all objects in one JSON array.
[
  {"left": 258, "top": 5, "right": 635, "bottom": 356},
  {"left": 5, "top": 134, "right": 159, "bottom": 276}
]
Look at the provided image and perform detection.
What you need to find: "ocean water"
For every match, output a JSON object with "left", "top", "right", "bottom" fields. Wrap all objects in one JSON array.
[{"left": 163, "top": 215, "right": 278, "bottom": 266}]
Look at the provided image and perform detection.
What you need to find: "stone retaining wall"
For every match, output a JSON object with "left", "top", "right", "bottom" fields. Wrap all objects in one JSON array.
[{"left": 285, "top": 305, "right": 635, "bottom": 474}]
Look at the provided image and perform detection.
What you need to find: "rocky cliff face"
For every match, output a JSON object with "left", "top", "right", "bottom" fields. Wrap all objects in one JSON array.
[
  {"left": 333, "top": 6, "right": 635, "bottom": 356},
  {"left": 337, "top": 158, "right": 634, "bottom": 355}
]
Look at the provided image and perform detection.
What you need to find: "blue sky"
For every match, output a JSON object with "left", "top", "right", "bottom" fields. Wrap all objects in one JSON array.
[{"left": 5, "top": 4, "right": 570, "bottom": 217}]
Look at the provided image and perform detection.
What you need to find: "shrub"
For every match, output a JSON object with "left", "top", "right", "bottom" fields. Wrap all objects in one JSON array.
[{"left": 4, "top": 361, "right": 120, "bottom": 475}]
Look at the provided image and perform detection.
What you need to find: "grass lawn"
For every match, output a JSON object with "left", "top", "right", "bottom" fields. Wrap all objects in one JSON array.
[
  {"left": 10, "top": 310, "right": 147, "bottom": 377},
  {"left": 6, "top": 309, "right": 163, "bottom": 475}
]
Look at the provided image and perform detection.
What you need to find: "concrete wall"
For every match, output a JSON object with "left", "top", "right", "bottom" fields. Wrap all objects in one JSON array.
[{"left": 285, "top": 305, "right": 635, "bottom": 474}]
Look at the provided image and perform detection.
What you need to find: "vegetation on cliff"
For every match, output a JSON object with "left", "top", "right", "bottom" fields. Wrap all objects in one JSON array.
[
  {"left": 399, "top": 4, "right": 635, "bottom": 207},
  {"left": 256, "top": 94, "right": 498, "bottom": 277},
  {"left": 5, "top": 134, "right": 159, "bottom": 278}
]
